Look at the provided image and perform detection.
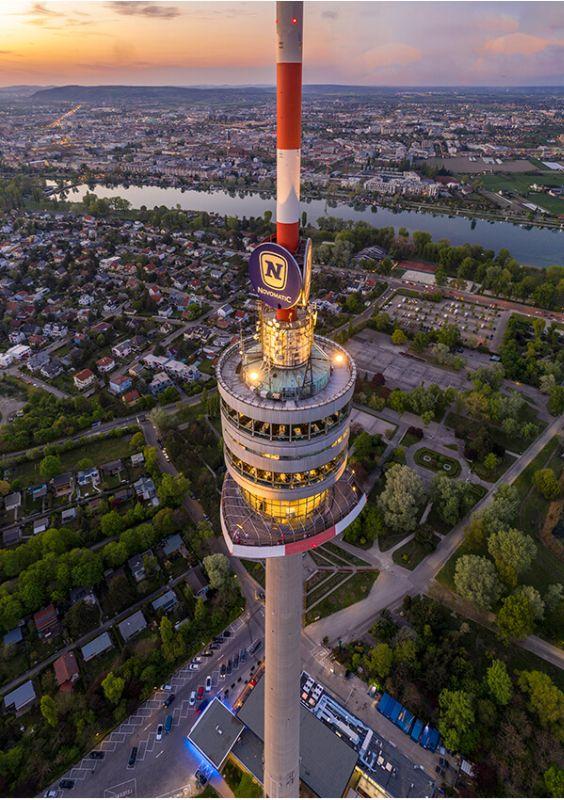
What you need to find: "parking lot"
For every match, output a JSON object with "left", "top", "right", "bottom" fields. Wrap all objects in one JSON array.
[
  {"left": 348, "top": 329, "right": 472, "bottom": 392},
  {"left": 381, "top": 293, "right": 503, "bottom": 347}
]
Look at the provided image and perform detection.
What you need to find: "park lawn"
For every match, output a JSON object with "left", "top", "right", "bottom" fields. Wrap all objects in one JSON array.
[
  {"left": 10, "top": 434, "right": 138, "bottom": 486},
  {"left": 400, "top": 430, "right": 423, "bottom": 449},
  {"left": 309, "top": 548, "right": 339, "bottom": 566},
  {"left": 319, "top": 541, "right": 370, "bottom": 566},
  {"left": 414, "top": 447, "right": 461, "bottom": 478},
  {"left": 480, "top": 171, "right": 562, "bottom": 194},
  {"left": 305, "top": 569, "right": 335, "bottom": 594},
  {"left": 472, "top": 451, "right": 516, "bottom": 482},
  {"left": 305, "top": 570, "right": 378, "bottom": 625},
  {"left": 241, "top": 559, "right": 265, "bottom": 588},
  {"left": 392, "top": 534, "right": 440, "bottom": 570},
  {"left": 445, "top": 409, "right": 544, "bottom": 456},
  {"left": 378, "top": 527, "right": 412, "bottom": 552},
  {"left": 306, "top": 572, "right": 349, "bottom": 608}
]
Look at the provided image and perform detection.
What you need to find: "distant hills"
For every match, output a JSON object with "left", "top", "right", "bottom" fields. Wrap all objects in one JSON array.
[{"left": 0, "top": 83, "right": 560, "bottom": 104}]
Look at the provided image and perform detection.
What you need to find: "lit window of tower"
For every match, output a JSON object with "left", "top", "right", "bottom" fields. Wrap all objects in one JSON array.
[{"left": 217, "top": 3, "right": 366, "bottom": 796}]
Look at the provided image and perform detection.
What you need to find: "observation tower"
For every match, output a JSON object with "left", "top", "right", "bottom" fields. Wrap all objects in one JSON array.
[{"left": 216, "top": 2, "right": 366, "bottom": 796}]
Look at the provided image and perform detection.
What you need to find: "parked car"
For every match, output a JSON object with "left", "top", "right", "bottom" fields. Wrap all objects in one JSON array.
[
  {"left": 59, "top": 780, "right": 74, "bottom": 790},
  {"left": 226, "top": 658, "right": 232, "bottom": 675},
  {"left": 205, "top": 675, "right": 212, "bottom": 692},
  {"left": 160, "top": 683, "right": 172, "bottom": 691},
  {"left": 128, "top": 747, "right": 138, "bottom": 767},
  {"left": 163, "top": 693, "right": 175, "bottom": 708},
  {"left": 165, "top": 714, "right": 173, "bottom": 734},
  {"left": 197, "top": 685, "right": 205, "bottom": 700},
  {"left": 156, "top": 724, "right": 163, "bottom": 741},
  {"left": 189, "top": 661, "right": 199, "bottom": 671},
  {"left": 195, "top": 769, "right": 208, "bottom": 787},
  {"left": 220, "top": 663, "right": 227, "bottom": 679},
  {"left": 89, "top": 751, "right": 105, "bottom": 760},
  {"left": 189, "top": 690, "right": 197, "bottom": 706}
]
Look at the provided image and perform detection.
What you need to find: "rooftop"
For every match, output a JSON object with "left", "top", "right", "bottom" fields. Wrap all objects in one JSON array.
[{"left": 187, "top": 698, "right": 245, "bottom": 770}]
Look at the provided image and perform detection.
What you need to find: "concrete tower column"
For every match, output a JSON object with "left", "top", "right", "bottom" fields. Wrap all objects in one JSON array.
[{"left": 264, "top": 554, "right": 303, "bottom": 797}]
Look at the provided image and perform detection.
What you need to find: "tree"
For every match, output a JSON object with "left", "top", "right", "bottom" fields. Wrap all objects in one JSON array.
[
  {"left": 39, "top": 454, "right": 62, "bottom": 481},
  {"left": 378, "top": 464, "right": 425, "bottom": 533},
  {"left": 437, "top": 323, "right": 461, "bottom": 350},
  {"left": 157, "top": 473, "right": 189, "bottom": 507},
  {"left": 548, "top": 385, "right": 564, "bottom": 416},
  {"left": 482, "top": 484, "right": 520, "bottom": 535},
  {"left": 497, "top": 592, "right": 536, "bottom": 642},
  {"left": 203, "top": 553, "right": 230, "bottom": 589},
  {"left": 486, "top": 659, "right": 512, "bottom": 705},
  {"left": 40, "top": 694, "right": 58, "bottom": 727},
  {"left": 544, "top": 765, "right": 564, "bottom": 798},
  {"left": 533, "top": 468, "right": 560, "bottom": 500},
  {"left": 483, "top": 452, "right": 499, "bottom": 472},
  {"left": 394, "top": 637, "right": 418, "bottom": 670},
  {"left": 102, "top": 672, "right": 125, "bottom": 705},
  {"left": 159, "top": 616, "right": 183, "bottom": 662},
  {"left": 100, "top": 510, "right": 125, "bottom": 538},
  {"left": 102, "top": 540, "right": 128, "bottom": 569},
  {"left": 454, "top": 554, "right": 501, "bottom": 610},
  {"left": 438, "top": 689, "right": 477, "bottom": 754},
  {"left": 391, "top": 328, "right": 407, "bottom": 346},
  {"left": 366, "top": 642, "right": 393, "bottom": 680},
  {"left": 431, "top": 474, "right": 472, "bottom": 527},
  {"left": 194, "top": 596, "right": 207, "bottom": 627},
  {"left": 487, "top": 528, "right": 537, "bottom": 589},
  {"left": 518, "top": 671, "right": 564, "bottom": 736},
  {"left": 129, "top": 431, "right": 145, "bottom": 449},
  {"left": 545, "top": 583, "right": 563, "bottom": 612}
]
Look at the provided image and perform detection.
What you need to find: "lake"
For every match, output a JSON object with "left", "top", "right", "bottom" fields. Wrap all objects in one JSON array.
[{"left": 57, "top": 183, "right": 563, "bottom": 269}]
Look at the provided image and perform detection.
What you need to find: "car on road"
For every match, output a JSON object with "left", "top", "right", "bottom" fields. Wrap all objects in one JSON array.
[
  {"left": 189, "top": 690, "right": 197, "bottom": 706},
  {"left": 89, "top": 751, "right": 105, "bottom": 760},
  {"left": 197, "top": 685, "right": 205, "bottom": 700},
  {"left": 163, "top": 693, "right": 175, "bottom": 708},
  {"left": 59, "top": 780, "right": 74, "bottom": 790},
  {"left": 156, "top": 724, "right": 163, "bottom": 741},
  {"left": 128, "top": 747, "right": 138, "bottom": 767},
  {"left": 205, "top": 675, "right": 212, "bottom": 692},
  {"left": 165, "top": 714, "right": 173, "bottom": 734},
  {"left": 220, "top": 663, "right": 227, "bottom": 679}
]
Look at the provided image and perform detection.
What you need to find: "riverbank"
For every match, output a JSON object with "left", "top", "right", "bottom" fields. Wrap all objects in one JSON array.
[{"left": 43, "top": 180, "right": 563, "bottom": 268}]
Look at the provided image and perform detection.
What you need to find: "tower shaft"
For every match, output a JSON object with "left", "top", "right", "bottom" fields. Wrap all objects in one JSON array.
[
  {"left": 264, "top": 555, "right": 303, "bottom": 798},
  {"left": 276, "top": 0, "right": 303, "bottom": 254}
]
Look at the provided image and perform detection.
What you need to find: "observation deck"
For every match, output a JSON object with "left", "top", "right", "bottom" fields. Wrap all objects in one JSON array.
[{"left": 220, "top": 470, "right": 366, "bottom": 558}]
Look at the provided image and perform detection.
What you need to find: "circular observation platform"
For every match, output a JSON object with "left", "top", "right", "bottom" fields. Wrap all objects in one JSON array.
[
  {"left": 220, "top": 468, "right": 366, "bottom": 559},
  {"left": 216, "top": 335, "right": 356, "bottom": 425}
]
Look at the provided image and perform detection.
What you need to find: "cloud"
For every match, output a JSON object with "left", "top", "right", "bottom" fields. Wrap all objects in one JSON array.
[
  {"left": 361, "top": 42, "right": 421, "bottom": 70},
  {"left": 483, "top": 32, "right": 560, "bottom": 56},
  {"left": 106, "top": 2, "right": 181, "bottom": 19},
  {"left": 30, "top": 3, "right": 59, "bottom": 16}
]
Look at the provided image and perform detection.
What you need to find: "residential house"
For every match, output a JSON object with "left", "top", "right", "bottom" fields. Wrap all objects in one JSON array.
[
  {"left": 130, "top": 452, "right": 145, "bottom": 468},
  {"left": 77, "top": 467, "right": 100, "bottom": 487},
  {"left": 81, "top": 632, "right": 113, "bottom": 662},
  {"left": 100, "top": 459, "right": 123, "bottom": 477},
  {"left": 123, "top": 389, "right": 141, "bottom": 406},
  {"left": 152, "top": 590, "right": 178, "bottom": 614},
  {"left": 33, "top": 603, "right": 59, "bottom": 639},
  {"left": 186, "top": 566, "right": 209, "bottom": 598},
  {"left": 149, "top": 371, "right": 173, "bottom": 395},
  {"left": 162, "top": 533, "right": 185, "bottom": 558},
  {"left": 28, "top": 483, "right": 48, "bottom": 503},
  {"left": 111, "top": 340, "right": 132, "bottom": 359},
  {"left": 73, "top": 368, "right": 95, "bottom": 391},
  {"left": 53, "top": 472, "right": 74, "bottom": 498},
  {"left": 118, "top": 610, "right": 147, "bottom": 642},
  {"left": 128, "top": 550, "right": 153, "bottom": 582},
  {"left": 134, "top": 475, "right": 158, "bottom": 505},
  {"left": 109, "top": 374, "right": 132, "bottom": 395},
  {"left": 33, "top": 517, "right": 50, "bottom": 535},
  {"left": 53, "top": 651, "right": 80, "bottom": 692},
  {"left": 4, "top": 680, "right": 36, "bottom": 716},
  {"left": 61, "top": 507, "right": 77, "bottom": 524},
  {"left": 3, "top": 625, "right": 24, "bottom": 647},
  {"left": 2, "top": 525, "right": 21, "bottom": 547},
  {"left": 96, "top": 355, "right": 115, "bottom": 374},
  {"left": 4, "top": 491, "right": 21, "bottom": 519}
]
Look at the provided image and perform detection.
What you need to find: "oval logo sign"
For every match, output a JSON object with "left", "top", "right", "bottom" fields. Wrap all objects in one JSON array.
[{"left": 248, "top": 242, "right": 302, "bottom": 309}]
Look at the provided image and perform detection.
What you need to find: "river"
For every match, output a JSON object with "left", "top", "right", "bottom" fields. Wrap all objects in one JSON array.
[{"left": 56, "top": 183, "right": 563, "bottom": 269}]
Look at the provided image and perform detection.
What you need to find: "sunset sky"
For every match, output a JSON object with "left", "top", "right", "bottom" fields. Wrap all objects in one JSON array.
[{"left": 1, "top": 1, "right": 562, "bottom": 87}]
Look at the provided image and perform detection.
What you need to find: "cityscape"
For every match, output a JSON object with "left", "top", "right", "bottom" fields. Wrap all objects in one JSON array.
[{"left": 0, "top": 2, "right": 563, "bottom": 800}]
